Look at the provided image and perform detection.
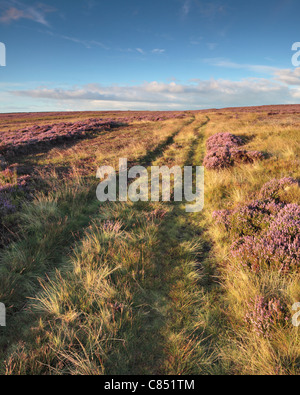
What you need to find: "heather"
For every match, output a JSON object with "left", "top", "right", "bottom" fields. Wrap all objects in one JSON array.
[
  {"left": 213, "top": 178, "right": 300, "bottom": 273},
  {"left": 203, "top": 108, "right": 300, "bottom": 374},
  {"left": 1, "top": 107, "right": 300, "bottom": 376},
  {"left": 203, "top": 132, "right": 264, "bottom": 169},
  {"left": 245, "top": 296, "right": 289, "bottom": 338},
  {"left": 0, "top": 118, "right": 120, "bottom": 157},
  {"left": 206, "top": 132, "right": 244, "bottom": 151},
  {"left": 259, "top": 177, "right": 298, "bottom": 201},
  {"left": 0, "top": 112, "right": 187, "bottom": 157}
]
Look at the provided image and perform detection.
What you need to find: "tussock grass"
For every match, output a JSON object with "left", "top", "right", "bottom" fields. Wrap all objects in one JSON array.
[
  {"left": 203, "top": 111, "right": 300, "bottom": 375},
  {"left": 1, "top": 110, "right": 300, "bottom": 375},
  {"left": 3, "top": 202, "right": 161, "bottom": 374}
]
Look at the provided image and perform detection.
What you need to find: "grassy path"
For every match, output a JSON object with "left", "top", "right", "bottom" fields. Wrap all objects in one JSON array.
[
  {"left": 1, "top": 114, "right": 226, "bottom": 375},
  {"left": 0, "top": 116, "right": 195, "bottom": 373},
  {"left": 106, "top": 115, "right": 225, "bottom": 374}
]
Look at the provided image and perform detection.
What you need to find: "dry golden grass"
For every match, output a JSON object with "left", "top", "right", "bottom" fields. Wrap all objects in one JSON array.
[
  {"left": 0, "top": 108, "right": 299, "bottom": 375},
  {"left": 203, "top": 111, "right": 300, "bottom": 375}
]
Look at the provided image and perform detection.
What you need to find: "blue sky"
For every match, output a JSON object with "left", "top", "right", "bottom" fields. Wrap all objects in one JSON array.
[{"left": 0, "top": 0, "right": 300, "bottom": 112}]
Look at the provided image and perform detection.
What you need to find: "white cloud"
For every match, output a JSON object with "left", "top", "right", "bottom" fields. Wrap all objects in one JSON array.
[
  {"left": 274, "top": 68, "right": 300, "bottom": 85},
  {"left": 9, "top": 76, "right": 299, "bottom": 111}
]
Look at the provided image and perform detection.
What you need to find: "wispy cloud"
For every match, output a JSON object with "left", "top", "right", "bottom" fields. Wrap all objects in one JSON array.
[
  {"left": 204, "top": 58, "right": 278, "bottom": 74},
  {"left": 45, "top": 30, "right": 109, "bottom": 50},
  {"left": 136, "top": 48, "right": 145, "bottom": 55},
  {"left": 190, "top": 36, "right": 203, "bottom": 45},
  {"left": 181, "top": 1, "right": 227, "bottom": 20},
  {"left": 135, "top": 48, "right": 165, "bottom": 55},
  {"left": 181, "top": 0, "right": 191, "bottom": 17},
  {"left": 195, "top": 1, "right": 227, "bottom": 19},
  {"left": 152, "top": 48, "right": 165, "bottom": 54},
  {"left": 62, "top": 36, "right": 108, "bottom": 50},
  {"left": 207, "top": 43, "right": 218, "bottom": 51},
  {"left": 0, "top": 1, "right": 55, "bottom": 26}
]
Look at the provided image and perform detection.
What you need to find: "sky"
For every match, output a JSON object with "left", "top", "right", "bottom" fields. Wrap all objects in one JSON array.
[{"left": 0, "top": 0, "right": 300, "bottom": 112}]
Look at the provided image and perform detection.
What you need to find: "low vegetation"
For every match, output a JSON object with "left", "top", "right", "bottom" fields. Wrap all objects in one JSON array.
[{"left": 0, "top": 106, "right": 299, "bottom": 375}]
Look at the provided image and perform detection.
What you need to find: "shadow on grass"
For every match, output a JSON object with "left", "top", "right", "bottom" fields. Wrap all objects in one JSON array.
[{"left": 136, "top": 117, "right": 195, "bottom": 168}]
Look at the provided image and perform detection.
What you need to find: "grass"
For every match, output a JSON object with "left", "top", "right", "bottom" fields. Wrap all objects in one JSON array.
[
  {"left": 203, "top": 110, "right": 300, "bottom": 375},
  {"left": 0, "top": 109, "right": 299, "bottom": 375}
]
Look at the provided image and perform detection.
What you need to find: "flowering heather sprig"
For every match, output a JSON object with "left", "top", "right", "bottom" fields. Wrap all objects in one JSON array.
[
  {"left": 245, "top": 296, "right": 288, "bottom": 338},
  {"left": 212, "top": 209, "right": 231, "bottom": 229},
  {"left": 213, "top": 178, "right": 300, "bottom": 273},
  {"left": 206, "top": 132, "right": 244, "bottom": 151},
  {"left": 231, "top": 205, "right": 300, "bottom": 273},
  {"left": 204, "top": 133, "right": 264, "bottom": 170},
  {"left": 215, "top": 199, "right": 282, "bottom": 238},
  {"left": 259, "top": 177, "right": 298, "bottom": 201},
  {"left": 203, "top": 146, "right": 233, "bottom": 170}
]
